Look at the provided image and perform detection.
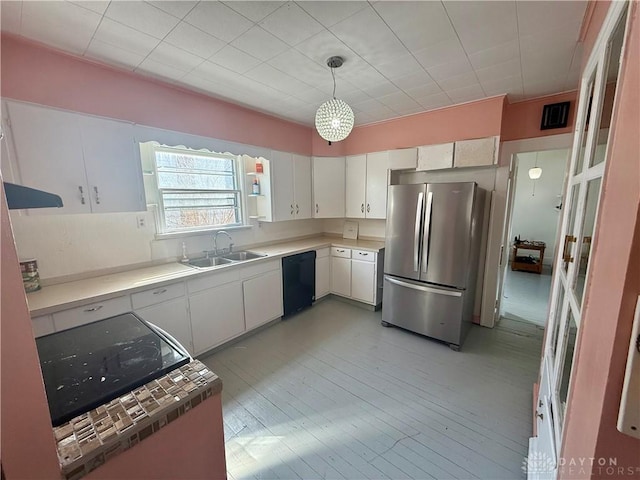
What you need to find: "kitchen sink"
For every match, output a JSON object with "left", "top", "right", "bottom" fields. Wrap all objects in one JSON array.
[
  {"left": 187, "top": 256, "right": 235, "bottom": 269},
  {"left": 221, "top": 251, "right": 266, "bottom": 261}
]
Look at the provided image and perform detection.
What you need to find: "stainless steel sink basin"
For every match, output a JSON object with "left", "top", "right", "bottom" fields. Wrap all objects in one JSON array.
[
  {"left": 221, "top": 251, "right": 266, "bottom": 261},
  {"left": 187, "top": 256, "right": 234, "bottom": 269}
]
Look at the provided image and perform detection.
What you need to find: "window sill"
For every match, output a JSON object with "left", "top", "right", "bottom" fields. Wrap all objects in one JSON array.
[{"left": 154, "top": 225, "right": 253, "bottom": 240}]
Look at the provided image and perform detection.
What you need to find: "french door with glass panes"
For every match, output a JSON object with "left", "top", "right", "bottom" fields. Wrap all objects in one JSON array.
[{"left": 529, "top": 2, "right": 630, "bottom": 478}]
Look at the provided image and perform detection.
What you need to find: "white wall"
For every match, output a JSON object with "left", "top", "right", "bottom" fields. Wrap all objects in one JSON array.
[{"left": 509, "top": 149, "right": 568, "bottom": 264}]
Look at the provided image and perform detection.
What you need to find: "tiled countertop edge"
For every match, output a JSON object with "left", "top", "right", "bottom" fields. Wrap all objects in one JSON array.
[{"left": 55, "top": 360, "right": 222, "bottom": 480}]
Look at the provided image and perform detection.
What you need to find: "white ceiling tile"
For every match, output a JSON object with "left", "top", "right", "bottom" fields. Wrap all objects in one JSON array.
[
  {"left": 517, "top": 0, "right": 588, "bottom": 37},
  {"left": 259, "top": 2, "right": 324, "bottom": 46},
  {"left": 93, "top": 18, "right": 161, "bottom": 57},
  {"left": 1, "top": 1, "right": 22, "bottom": 34},
  {"left": 341, "top": 89, "right": 372, "bottom": 105},
  {"left": 21, "top": 1, "right": 101, "bottom": 55},
  {"left": 209, "top": 45, "right": 262, "bottom": 74},
  {"left": 294, "top": 29, "right": 358, "bottom": 71},
  {"left": 474, "top": 58, "right": 521, "bottom": 84},
  {"left": 351, "top": 98, "right": 385, "bottom": 114},
  {"left": 427, "top": 59, "right": 473, "bottom": 83},
  {"left": 163, "top": 22, "right": 226, "bottom": 60},
  {"left": 375, "top": 53, "right": 426, "bottom": 81},
  {"left": 355, "top": 112, "right": 376, "bottom": 125},
  {"left": 298, "top": 1, "right": 368, "bottom": 28},
  {"left": 184, "top": 2, "right": 253, "bottom": 43},
  {"left": 393, "top": 104, "right": 427, "bottom": 116},
  {"left": 468, "top": 40, "right": 520, "bottom": 70},
  {"left": 105, "top": 1, "right": 180, "bottom": 39},
  {"left": 70, "top": 1, "right": 109, "bottom": 15},
  {"left": 231, "top": 26, "right": 289, "bottom": 61},
  {"left": 85, "top": 39, "right": 145, "bottom": 70},
  {"left": 223, "top": 1, "right": 285, "bottom": 22},
  {"left": 418, "top": 92, "right": 453, "bottom": 110},
  {"left": 522, "top": 79, "right": 569, "bottom": 98},
  {"left": 446, "top": 84, "right": 486, "bottom": 103},
  {"left": 189, "top": 61, "right": 240, "bottom": 85},
  {"left": 405, "top": 82, "right": 445, "bottom": 101},
  {"left": 247, "top": 63, "right": 313, "bottom": 95},
  {"left": 373, "top": 1, "right": 456, "bottom": 51},
  {"left": 393, "top": 72, "right": 437, "bottom": 91},
  {"left": 378, "top": 91, "right": 421, "bottom": 110},
  {"left": 366, "top": 82, "right": 401, "bottom": 98},
  {"left": 364, "top": 104, "right": 396, "bottom": 118},
  {"left": 147, "top": 42, "right": 204, "bottom": 72},
  {"left": 269, "top": 49, "right": 331, "bottom": 86},
  {"left": 137, "top": 58, "right": 189, "bottom": 81},
  {"left": 290, "top": 87, "right": 332, "bottom": 104},
  {"left": 148, "top": 1, "right": 198, "bottom": 19},
  {"left": 440, "top": 72, "right": 481, "bottom": 93},
  {"left": 480, "top": 74, "right": 523, "bottom": 97},
  {"left": 414, "top": 37, "right": 467, "bottom": 69},
  {"left": 330, "top": 6, "right": 407, "bottom": 65}
]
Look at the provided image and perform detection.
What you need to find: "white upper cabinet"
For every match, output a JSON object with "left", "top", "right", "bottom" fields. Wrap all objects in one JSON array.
[
  {"left": 270, "top": 150, "right": 311, "bottom": 221},
  {"left": 388, "top": 148, "right": 417, "bottom": 170},
  {"left": 453, "top": 136, "right": 498, "bottom": 168},
  {"left": 312, "top": 156, "right": 345, "bottom": 218},
  {"left": 417, "top": 143, "right": 454, "bottom": 171},
  {"left": 345, "top": 152, "right": 388, "bottom": 219},
  {"left": 5, "top": 101, "right": 145, "bottom": 214}
]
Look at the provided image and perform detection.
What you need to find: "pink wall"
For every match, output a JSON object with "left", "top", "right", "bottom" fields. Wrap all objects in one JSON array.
[
  {"left": 0, "top": 182, "right": 60, "bottom": 478},
  {"left": 560, "top": 1, "right": 640, "bottom": 477},
  {"left": 501, "top": 91, "right": 578, "bottom": 142},
  {"left": 0, "top": 35, "right": 312, "bottom": 156}
]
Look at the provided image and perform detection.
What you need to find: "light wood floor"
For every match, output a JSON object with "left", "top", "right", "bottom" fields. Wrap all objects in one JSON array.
[{"left": 201, "top": 298, "right": 544, "bottom": 480}]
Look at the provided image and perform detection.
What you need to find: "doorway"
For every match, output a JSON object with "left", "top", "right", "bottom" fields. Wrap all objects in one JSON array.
[{"left": 501, "top": 149, "right": 569, "bottom": 326}]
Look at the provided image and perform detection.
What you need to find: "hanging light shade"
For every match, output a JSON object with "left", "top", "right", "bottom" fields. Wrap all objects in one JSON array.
[
  {"left": 528, "top": 167, "right": 543, "bottom": 179},
  {"left": 315, "top": 56, "right": 354, "bottom": 144}
]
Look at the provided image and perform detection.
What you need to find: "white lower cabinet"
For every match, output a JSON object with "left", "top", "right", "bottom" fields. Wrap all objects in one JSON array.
[
  {"left": 331, "top": 256, "right": 352, "bottom": 298},
  {"left": 189, "top": 280, "right": 244, "bottom": 355},
  {"left": 135, "top": 298, "right": 193, "bottom": 355},
  {"left": 243, "top": 269, "right": 283, "bottom": 331},
  {"left": 32, "top": 315, "right": 55, "bottom": 338},
  {"left": 315, "top": 248, "right": 330, "bottom": 299},
  {"left": 52, "top": 295, "right": 132, "bottom": 331},
  {"left": 351, "top": 260, "right": 375, "bottom": 304},
  {"left": 330, "top": 248, "right": 384, "bottom": 307}
]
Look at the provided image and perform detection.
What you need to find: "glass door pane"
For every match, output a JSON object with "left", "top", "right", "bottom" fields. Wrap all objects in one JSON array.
[
  {"left": 574, "top": 78, "right": 596, "bottom": 176},
  {"left": 562, "top": 184, "right": 581, "bottom": 273},
  {"left": 558, "top": 309, "right": 578, "bottom": 420},
  {"left": 574, "top": 177, "right": 602, "bottom": 304},
  {"left": 549, "top": 289, "right": 565, "bottom": 362}
]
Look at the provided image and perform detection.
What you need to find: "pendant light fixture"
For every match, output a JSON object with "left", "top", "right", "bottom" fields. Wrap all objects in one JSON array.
[
  {"left": 315, "top": 56, "right": 354, "bottom": 144},
  {"left": 528, "top": 153, "right": 542, "bottom": 179}
]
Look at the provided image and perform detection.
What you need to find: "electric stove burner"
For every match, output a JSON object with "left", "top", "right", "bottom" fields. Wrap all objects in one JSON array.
[{"left": 36, "top": 313, "right": 190, "bottom": 426}]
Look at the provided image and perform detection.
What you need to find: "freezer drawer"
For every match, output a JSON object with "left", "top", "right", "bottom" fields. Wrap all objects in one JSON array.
[{"left": 382, "top": 275, "right": 468, "bottom": 347}]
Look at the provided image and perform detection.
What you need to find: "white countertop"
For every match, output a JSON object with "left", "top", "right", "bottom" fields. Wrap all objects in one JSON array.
[{"left": 27, "top": 235, "right": 384, "bottom": 317}]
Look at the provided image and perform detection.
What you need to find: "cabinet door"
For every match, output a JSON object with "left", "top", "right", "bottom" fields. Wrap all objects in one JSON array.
[
  {"left": 135, "top": 297, "right": 194, "bottom": 355},
  {"left": 388, "top": 148, "right": 417, "bottom": 170},
  {"left": 453, "top": 137, "right": 497, "bottom": 168},
  {"left": 417, "top": 143, "right": 454, "bottom": 171},
  {"left": 243, "top": 270, "right": 283, "bottom": 330},
  {"left": 345, "top": 154, "right": 366, "bottom": 218},
  {"left": 79, "top": 115, "right": 145, "bottom": 213},
  {"left": 292, "top": 154, "right": 312, "bottom": 219},
  {"left": 270, "top": 150, "right": 294, "bottom": 221},
  {"left": 315, "top": 255, "right": 330, "bottom": 299},
  {"left": 189, "top": 281, "right": 244, "bottom": 355},
  {"left": 365, "top": 151, "right": 389, "bottom": 219},
  {"left": 313, "top": 156, "right": 345, "bottom": 218},
  {"left": 351, "top": 260, "right": 375, "bottom": 304},
  {"left": 6, "top": 101, "right": 90, "bottom": 214},
  {"left": 330, "top": 256, "right": 351, "bottom": 297}
]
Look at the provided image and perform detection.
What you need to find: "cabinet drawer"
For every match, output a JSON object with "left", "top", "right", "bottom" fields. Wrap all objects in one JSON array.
[
  {"left": 187, "top": 268, "right": 240, "bottom": 294},
  {"left": 131, "top": 282, "right": 185, "bottom": 309},
  {"left": 239, "top": 259, "right": 280, "bottom": 280},
  {"left": 32, "top": 315, "right": 55, "bottom": 338},
  {"left": 331, "top": 247, "right": 351, "bottom": 258},
  {"left": 52, "top": 296, "right": 132, "bottom": 331},
  {"left": 352, "top": 249, "right": 376, "bottom": 263},
  {"left": 316, "top": 247, "right": 330, "bottom": 258}
]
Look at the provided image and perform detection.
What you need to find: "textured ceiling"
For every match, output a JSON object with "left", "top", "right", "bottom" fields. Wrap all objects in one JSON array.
[{"left": 0, "top": 1, "right": 588, "bottom": 126}]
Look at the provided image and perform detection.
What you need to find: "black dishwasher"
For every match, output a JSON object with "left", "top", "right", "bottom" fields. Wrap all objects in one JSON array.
[{"left": 282, "top": 251, "right": 316, "bottom": 317}]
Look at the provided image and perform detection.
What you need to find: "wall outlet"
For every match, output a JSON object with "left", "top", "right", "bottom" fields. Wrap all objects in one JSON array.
[{"left": 136, "top": 216, "right": 145, "bottom": 228}]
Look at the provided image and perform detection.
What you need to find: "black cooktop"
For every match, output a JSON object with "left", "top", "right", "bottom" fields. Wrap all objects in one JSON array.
[{"left": 36, "top": 313, "right": 190, "bottom": 427}]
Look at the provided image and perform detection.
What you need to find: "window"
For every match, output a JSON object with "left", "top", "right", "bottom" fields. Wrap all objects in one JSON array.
[{"left": 148, "top": 145, "right": 243, "bottom": 233}]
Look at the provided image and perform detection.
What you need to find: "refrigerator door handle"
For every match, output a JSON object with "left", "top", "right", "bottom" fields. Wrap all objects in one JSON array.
[
  {"left": 422, "top": 191, "right": 434, "bottom": 273},
  {"left": 414, "top": 192, "right": 424, "bottom": 272},
  {"left": 385, "top": 275, "right": 462, "bottom": 297}
]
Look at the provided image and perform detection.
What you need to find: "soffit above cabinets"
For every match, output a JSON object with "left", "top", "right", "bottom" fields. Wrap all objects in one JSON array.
[{"left": 1, "top": 1, "right": 587, "bottom": 127}]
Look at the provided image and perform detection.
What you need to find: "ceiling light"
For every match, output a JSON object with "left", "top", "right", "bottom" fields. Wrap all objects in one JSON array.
[
  {"left": 315, "top": 56, "right": 354, "bottom": 144},
  {"left": 528, "top": 167, "right": 543, "bottom": 179}
]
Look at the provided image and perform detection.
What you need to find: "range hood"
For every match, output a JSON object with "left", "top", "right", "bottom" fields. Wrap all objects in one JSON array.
[{"left": 3, "top": 182, "right": 63, "bottom": 210}]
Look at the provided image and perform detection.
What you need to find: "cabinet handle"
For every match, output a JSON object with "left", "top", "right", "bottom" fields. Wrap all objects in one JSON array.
[
  {"left": 79, "top": 186, "right": 85, "bottom": 204},
  {"left": 316, "top": 204, "right": 319, "bottom": 214},
  {"left": 153, "top": 288, "right": 168, "bottom": 295},
  {"left": 536, "top": 411, "right": 544, "bottom": 421},
  {"left": 367, "top": 203, "right": 370, "bottom": 213},
  {"left": 290, "top": 204, "right": 294, "bottom": 215},
  {"left": 336, "top": 249, "right": 345, "bottom": 253},
  {"left": 359, "top": 252, "right": 369, "bottom": 256},
  {"left": 296, "top": 204, "right": 299, "bottom": 214},
  {"left": 94, "top": 186, "right": 100, "bottom": 205},
  {"left": 83, "top": 305, "right": 103, "bottom": 313}
]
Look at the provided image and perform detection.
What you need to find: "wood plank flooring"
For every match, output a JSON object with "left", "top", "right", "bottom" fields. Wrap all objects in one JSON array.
[{"left": 201, "top": 298, "right": 544, "bottom": 480}]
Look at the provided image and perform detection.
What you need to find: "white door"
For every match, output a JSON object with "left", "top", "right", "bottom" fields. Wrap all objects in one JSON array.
[
  {"left": 270, "top": 150, "right": 294, "bottom": 221},
  {"left": 135, "top": 298, "right": 193, "bottom": 355},
  {"left": 313, "top": 156, "right": 345, "bottom": 218},
  {"left": 243, "top": 270, "right": 283, "bottom": 330},
  {"left": 330, "top": 256, "right": 351, "bottom": 297},
  {"left": 365, "top": 151, "right": 389, "bottom": 219},
  {"left": 292, "top": 154, "right": 312, "bottom": 219},
  {"left": 345, "top": 154, "right": 366, "bottom": 218},
  {"left": 351, "top": 260, "right": 375, "bottom": 304},
  {"left": 530, "top": 3, "right": 629, "bottom": 474}
]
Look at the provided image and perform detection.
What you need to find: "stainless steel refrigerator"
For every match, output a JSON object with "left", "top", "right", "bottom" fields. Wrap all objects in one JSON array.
[{"left": 382, "top": 182, "right": 486, "bottom": 350}]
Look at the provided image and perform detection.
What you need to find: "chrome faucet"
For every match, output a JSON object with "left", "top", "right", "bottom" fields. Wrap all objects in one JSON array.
[{"left": 213, "top": 231, "right": 234, "bottom": 256}]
